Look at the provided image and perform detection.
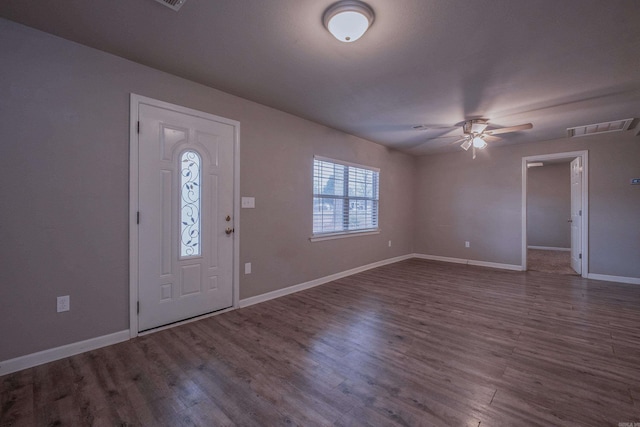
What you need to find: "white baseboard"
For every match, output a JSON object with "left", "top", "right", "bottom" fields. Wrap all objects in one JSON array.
[
  {"left": 239, "top": 252, "right": 524, "bottom": 309},
  {"left": 0, "top": 330, "right": 130, "bottom": 377},
  {"left": 587, "top": 273, "right": 640, "bottom": 285},
  {"left": 469, "top": 259, "right": 524, "bottom": 271},
  {"left": 9, "top": 257, "right": 633, "bottom": 378},
  {"left": 527, "top": 246, "right": 571, "bottom": 251},
  {"left": 1, "top": 255, "right": 415, "bottom": 376},
  {"left": 412, "top": 253, "right": 468, "bottom": 265},
  {"left": 239, "top": 254, "right": 414, "bottom": 308},
  {"left": 412, "top": 253, "right": 524, "bottom": 271}
]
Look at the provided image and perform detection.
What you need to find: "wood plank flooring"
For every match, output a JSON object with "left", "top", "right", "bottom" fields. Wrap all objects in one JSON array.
[{"left": 2, "top": 258, "right": 640, "bottom": 426}]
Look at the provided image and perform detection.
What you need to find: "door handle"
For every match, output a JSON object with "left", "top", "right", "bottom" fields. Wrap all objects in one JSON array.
[{"left": 225, "top": 227, "right": 235, "bottom": 235}]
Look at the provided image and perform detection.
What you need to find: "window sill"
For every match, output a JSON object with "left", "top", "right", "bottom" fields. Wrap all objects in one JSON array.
[{"left": 309, "top": 229, "right": 380, "bottom": 242}]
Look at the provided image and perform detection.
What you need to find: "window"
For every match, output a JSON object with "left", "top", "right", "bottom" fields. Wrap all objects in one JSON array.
[
  {"left": 180, "top": 150, "right": 201, "bottom": 257},
  {"left": 313, "top": 156, "right": 379, "bottom": 237}
]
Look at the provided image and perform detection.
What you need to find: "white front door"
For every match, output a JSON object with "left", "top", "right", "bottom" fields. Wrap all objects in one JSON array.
[
  {"left": 570, "top": 157, "right": 582, "bottom": 274},
  {"left": 137, "top": 103, "right": 235, "bottom": 331}
]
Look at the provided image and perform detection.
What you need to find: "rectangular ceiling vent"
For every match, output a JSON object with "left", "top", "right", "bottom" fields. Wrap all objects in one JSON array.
[
  {"left": 153, "top": 0, "right": 186, "bottom": 11},
  {"left": 567, "top": 118, "right": 634, "bottom": 138}
]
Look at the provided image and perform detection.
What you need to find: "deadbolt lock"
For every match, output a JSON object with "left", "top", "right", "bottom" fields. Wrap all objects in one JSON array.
[{"left": 225, "top": 215, "right": 231, "bottom": 222}]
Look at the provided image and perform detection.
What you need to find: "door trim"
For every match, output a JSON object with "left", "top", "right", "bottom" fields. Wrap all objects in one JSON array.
[
  {"left": 521, "top": 150, "right": 588, "bottom": 276},
  {"left": 129, "top": 94, "right": 240, "bottom": 338}
]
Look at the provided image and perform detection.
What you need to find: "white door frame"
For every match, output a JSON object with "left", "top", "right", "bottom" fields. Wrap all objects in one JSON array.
[
  {"left": 129, "top": 94, "right": 240, "bottom": 338},
  {"left": 521, "top": 150, "right": 588, "bottom": 276}
]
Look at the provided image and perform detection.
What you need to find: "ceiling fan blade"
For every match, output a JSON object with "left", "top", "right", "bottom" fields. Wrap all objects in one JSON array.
[
  {"left": 484, "top": 123, "right": 533, "bottom": 136},
  {"left": 412, "top": 124, "right": 458, "bottom": 131},
  {"left": 483, "top": 135, "right": 500, "bottom": 143},
  {"left": 447, "top": 136, "right": 468, "bottom": 146},
  {"left": 431, "top": 135, "right": 465, "bottom": 139}
]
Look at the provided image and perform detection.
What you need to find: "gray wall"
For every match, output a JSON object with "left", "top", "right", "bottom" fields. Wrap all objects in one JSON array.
[
  {"left": 414, "top": 131, "right": 640, "bottom": 276},
  {"left": 0, "top": 19, "right": 416, "bottom": 361},
  {"left": 414, "top": 149, "right": 523, "bottom": 266},
  {"left": 2, "top": 17, "right": 639, "bottom": 364},
  {"left": 527, "top": 163, "right": 571, "bottom": 248}
]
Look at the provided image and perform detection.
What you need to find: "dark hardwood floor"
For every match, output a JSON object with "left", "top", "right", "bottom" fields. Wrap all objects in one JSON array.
[{"left": 2, "top": 259, "right": 640, "bottom": 426}]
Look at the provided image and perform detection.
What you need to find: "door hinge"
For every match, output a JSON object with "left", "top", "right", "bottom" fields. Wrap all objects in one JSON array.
[
  {"left": 579, "top": 253, "right": 582, "bottom": 259},
  {"left": 137, "top": 211, "right": 140, "bottom": 224},
  {"left": 579, "top": 210, "right": 582, "bottom": 216},
  {"left": 137, "top": 301, "right": 140, "bottom": 314},
  {"left": 137, "top": 121, "right": 140, "bottom": 134}
]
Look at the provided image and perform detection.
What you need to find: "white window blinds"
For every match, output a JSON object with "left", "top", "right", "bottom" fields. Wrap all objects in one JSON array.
[{"left": 313, "top": 157, "right": 379, "bottom": 236}]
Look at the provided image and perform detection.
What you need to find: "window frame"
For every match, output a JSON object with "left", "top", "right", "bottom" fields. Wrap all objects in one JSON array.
[{"left": 311, "top": 155, "right": 380, "bottom": 241}]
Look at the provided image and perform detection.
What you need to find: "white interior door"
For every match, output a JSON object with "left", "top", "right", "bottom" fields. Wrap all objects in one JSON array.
[
  {"left": 137, "top": 103, "right": 235, "bottom": 331},
  {"left": 570, "top": 157, "right": 582, "bottom": 274}
]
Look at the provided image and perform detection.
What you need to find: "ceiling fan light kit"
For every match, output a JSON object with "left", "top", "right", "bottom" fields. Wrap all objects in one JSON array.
[
  {"left": 472, "top": 136, "right": 487, "bottom": 149},
  {"left": 323, "top": 0, "right": 375, "bottom": 43},
  {"left": 461, "top": 119, "right": 487, "bottom": 135},
  {"left": 441, "top": 119, "right": 533, "bottom": 159}
]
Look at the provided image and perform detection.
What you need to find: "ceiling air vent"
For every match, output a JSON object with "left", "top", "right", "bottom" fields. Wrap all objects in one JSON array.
[
  {"left": 153, "top": 0, "right": 186, "bottom": 11},
  {"left": 567, "top": 118, "right": 634, "bottom": 138}
]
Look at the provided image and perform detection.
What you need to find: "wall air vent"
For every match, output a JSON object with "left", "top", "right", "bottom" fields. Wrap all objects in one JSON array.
[
  {"left": 153, "top": 0, "right": 186, "bottom": 11},
  {"left": 567, "top": 118, "right": 634, "bottom": 138}
]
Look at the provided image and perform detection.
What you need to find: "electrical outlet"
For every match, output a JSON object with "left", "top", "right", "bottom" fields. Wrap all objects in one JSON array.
[
  {"left": 244, "top": 262, "right": 252, "bottom": 274},
  {"left": 388, "top": 240, "right": 392, "bottom": 247},
  {"left": 57, "top": 295, "right": 70, "bottom": 312},
  {"left": 465, "top": 241, "right": 470, "bottom": 248}
]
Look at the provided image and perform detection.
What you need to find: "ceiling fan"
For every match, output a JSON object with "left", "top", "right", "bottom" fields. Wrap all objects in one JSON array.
[{"left": 449, "top": 119, "right": 533, "bottom": 159}]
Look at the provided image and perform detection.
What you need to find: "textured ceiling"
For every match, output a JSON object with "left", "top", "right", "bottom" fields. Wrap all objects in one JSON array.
[{"left": 1, "top": 0, "right": 639, "bottom": 155}]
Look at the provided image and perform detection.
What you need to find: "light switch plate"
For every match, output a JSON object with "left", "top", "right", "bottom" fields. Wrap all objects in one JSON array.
[
  {"left": 241, "top": 197, "right": 255, "bottom": 208},
  {"left": 57, "top": 295, "right": 70, "bottom": 312}
]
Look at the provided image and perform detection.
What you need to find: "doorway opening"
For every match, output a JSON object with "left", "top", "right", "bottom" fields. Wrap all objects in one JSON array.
[{"left": 521, "top": 151, "right": 588, "bottom": 276}]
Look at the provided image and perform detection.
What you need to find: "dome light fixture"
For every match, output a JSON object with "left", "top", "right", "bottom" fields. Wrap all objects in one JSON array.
[{"left": 323, "top": 1, "right": 375, "bottom": 43}]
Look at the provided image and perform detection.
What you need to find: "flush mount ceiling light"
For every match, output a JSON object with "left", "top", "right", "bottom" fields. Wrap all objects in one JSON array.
[{"left": 323, "top": 1, "right": 375, "bottom": 43}]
